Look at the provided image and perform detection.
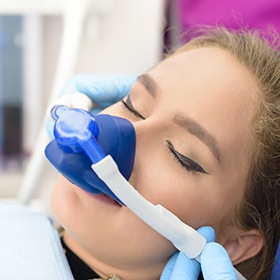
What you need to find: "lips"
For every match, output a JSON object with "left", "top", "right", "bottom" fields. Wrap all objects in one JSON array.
[{"left": 83, "top": 190, "right": 122, "bottom": 207}]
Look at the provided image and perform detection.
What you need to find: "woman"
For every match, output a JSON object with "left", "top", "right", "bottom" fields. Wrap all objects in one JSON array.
[{"left": 51, "top": 27, "right": 280, "bottom": 279}]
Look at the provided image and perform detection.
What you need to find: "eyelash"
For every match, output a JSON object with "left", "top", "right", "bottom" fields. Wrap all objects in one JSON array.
[
  {"left": 121, "top": 98, "right": 145, "bottom": 120},
  {"left": 122, "top": 98, "right": 207, "bottom": 174},
  {"left": 166, "top": 140, "right": 208, "bottom": 174}
]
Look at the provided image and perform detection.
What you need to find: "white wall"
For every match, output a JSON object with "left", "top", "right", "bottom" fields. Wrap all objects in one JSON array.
[
  {"left": 43, "top": 0, "right": 166, "bottom": 112},
  {"left": 77, "top": 0, "right": 166, "bottom": 74}
]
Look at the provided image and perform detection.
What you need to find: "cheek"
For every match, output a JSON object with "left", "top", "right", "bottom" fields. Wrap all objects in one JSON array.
[
  {"left": 51, "top": 177, "right": 73, "bottom": 219},
  {"left": 51, "top": 177, "right": 85, "bottom": 229},
  {"left": 131, "top": 151, "right": 236, "bottom": 231}
]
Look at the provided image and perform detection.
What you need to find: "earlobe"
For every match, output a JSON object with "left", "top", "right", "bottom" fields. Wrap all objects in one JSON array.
[{"left": 223, "top": 229, "right": 264, "bottom": 265}]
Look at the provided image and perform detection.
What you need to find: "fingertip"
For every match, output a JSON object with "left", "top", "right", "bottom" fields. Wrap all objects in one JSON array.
[
  {"left": 160, "top": 252, "right": 179, "bottom": 280},
  {"left": 76, "top": 76, "right": 94, "bottom": 95},
  {"left": 197, "top": 226, "right": 216, "bottom": 242},
  {"left": 202, "top": 242, "right": 234, "bottom": 269},
  {"left": 204, "top": 242, "right": 228, "bottom": 256},
  {"left": 173, "top": 252, "right": 201, "bottom": 279}
]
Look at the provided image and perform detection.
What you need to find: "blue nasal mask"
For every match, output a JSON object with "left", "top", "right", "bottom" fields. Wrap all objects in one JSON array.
[{"left": 45, "top": 105, "right": 135, "bottom": 205}]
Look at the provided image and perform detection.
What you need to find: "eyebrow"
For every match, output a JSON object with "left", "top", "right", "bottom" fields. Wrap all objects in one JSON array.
[
  {"left": 137, "top": 74, "right": 158, "bottom": 97},
  {"left": 174, "top": 114, "right": 221, "bottom": 163},
  {"left": 138, "top": 73, "right": 221, "bottom": 163}
]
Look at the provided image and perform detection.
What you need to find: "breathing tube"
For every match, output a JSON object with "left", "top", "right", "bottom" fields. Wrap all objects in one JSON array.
[{"left": 45, "top": 105, "right": 246, "bottom": 279}]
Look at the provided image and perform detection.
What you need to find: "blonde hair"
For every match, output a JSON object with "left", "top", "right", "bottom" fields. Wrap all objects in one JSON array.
[{"left": 171, "top": 27, "right": 280, "bottom": 279}]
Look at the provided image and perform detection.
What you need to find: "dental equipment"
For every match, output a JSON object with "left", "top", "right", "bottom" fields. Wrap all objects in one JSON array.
[{"left": 45, "top": 105, "right": 246, "bottom": 279}]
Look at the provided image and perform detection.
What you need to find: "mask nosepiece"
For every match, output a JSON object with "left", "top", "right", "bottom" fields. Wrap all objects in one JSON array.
[{"left": 45, "top": 105, "right": 136, "bottom": 205}]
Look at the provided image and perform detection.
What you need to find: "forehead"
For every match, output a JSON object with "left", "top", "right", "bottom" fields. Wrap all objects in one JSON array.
[
  {"left": 149, "top": 47, "right": 257, "bottom": 115},
  {"left": 152, "top": 47, "right": 253, "bottom": 91}
]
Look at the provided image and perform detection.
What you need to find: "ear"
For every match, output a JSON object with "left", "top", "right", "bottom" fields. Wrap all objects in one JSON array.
[{"left": 223, "top": 229, "right": 264, "bottom": 265}]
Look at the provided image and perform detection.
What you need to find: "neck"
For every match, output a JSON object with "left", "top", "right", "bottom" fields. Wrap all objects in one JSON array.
[{"left": 63, "top": 232, "right": 165, "bottom": 280}]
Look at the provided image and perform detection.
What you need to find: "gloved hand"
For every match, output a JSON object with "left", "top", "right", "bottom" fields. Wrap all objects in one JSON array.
[
  {"left": 160, "top": 226, "right": 237, "bottom": 280},
  {"left": 47, "top": 74, "right": 136, "bottom": 138}
]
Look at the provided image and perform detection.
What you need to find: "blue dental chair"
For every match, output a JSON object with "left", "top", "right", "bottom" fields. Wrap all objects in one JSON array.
[{"left": 272, "top": 240, "right": 280, "bottom": 280}]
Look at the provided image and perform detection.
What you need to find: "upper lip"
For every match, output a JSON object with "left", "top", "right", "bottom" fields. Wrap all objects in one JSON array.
[
  {"left": 95, "top": 192, "right": 123, "bottom": 206},
  {"left": 112, "top": 196, "right": 123, "bottom": 206}
]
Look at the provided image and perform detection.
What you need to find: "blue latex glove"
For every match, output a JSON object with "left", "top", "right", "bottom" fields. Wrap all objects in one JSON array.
[
  {"left": 160, "top": 226, "right": 237, "bottom": 280},
  {"left": 47, "top": 74, "right": 136, "bottom": 138},
  {"left": 74, "top": 74, "right": 136, "bottom": 114}
]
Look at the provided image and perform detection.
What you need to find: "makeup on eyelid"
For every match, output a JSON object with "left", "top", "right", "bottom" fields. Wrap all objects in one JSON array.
[
  {"left": 167, "top": 140, "right": 208, "bottom": 174},
  {"left": 121, "top": 96, "right": 145, "bottom": 120},
  {"left": 121, "top": 96, "right": 208, "bottom": 174}
]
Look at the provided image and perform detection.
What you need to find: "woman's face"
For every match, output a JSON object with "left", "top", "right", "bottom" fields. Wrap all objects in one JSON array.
[{"left": 51, "top": 47, "right": 258, "bottom": 279}]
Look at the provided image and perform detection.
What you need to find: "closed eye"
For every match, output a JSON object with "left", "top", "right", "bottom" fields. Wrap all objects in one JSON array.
[
  {"left": 122, "top": 96, "right": 207, "bottom": 174},
  {"left": 166, "top": 140, "right": 208, "bottom": 174},
  {"left": 121, "top": 96, "right": 145, "bottom": 120}
]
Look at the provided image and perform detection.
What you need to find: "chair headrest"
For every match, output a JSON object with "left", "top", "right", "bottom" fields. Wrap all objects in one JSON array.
[{"left": 271, "top": 240, "right": 280, "bottom": 280}]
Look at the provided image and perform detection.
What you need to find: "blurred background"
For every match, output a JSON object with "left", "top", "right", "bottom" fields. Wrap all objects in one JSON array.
[{"left": 0, "top": 0, "right": 167, "bottom": 210}]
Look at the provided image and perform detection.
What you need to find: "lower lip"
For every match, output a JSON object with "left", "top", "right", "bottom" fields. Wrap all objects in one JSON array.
[{"left": 83, "top": 190, "right": 121, "bottom": 206}]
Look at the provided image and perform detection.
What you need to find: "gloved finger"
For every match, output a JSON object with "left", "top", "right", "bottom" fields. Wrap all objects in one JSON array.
[
  {"left": 59, "top": 74, "right": 83, "bottom": 96},
  {"left": 170, "top": 252, "right": 200, "bottom": 280},
  {"left": 197, "top": 226, "right": 216, "bottom": 243},
  {"left": 160, "top": 252, "right": 179, "bottom": 280},
  {"left": 166, "top": 227, "right": 215, "bottom": 279},
  {"left": 201, "top": 242, "right": 237, "bottom": 280},
  {"left": 76, "top": 74, "right": 137, "bottom": 104}
]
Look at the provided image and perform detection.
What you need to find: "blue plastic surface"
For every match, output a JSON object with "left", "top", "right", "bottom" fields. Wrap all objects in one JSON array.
[
  {"left": 271, "top": 240, "right": 280, "bottom": 280},
  {"left": 45, "top": 106, "right": 136, "bottom": 205}
]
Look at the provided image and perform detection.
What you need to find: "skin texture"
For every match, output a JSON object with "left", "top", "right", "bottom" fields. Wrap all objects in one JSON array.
[{"left": 51, "top": 47, "right": 259, "bottom": 280}]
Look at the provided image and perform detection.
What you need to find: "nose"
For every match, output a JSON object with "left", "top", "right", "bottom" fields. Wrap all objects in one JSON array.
[{"left": 127, "top": 116, "right": 162, "bottom": 184}]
